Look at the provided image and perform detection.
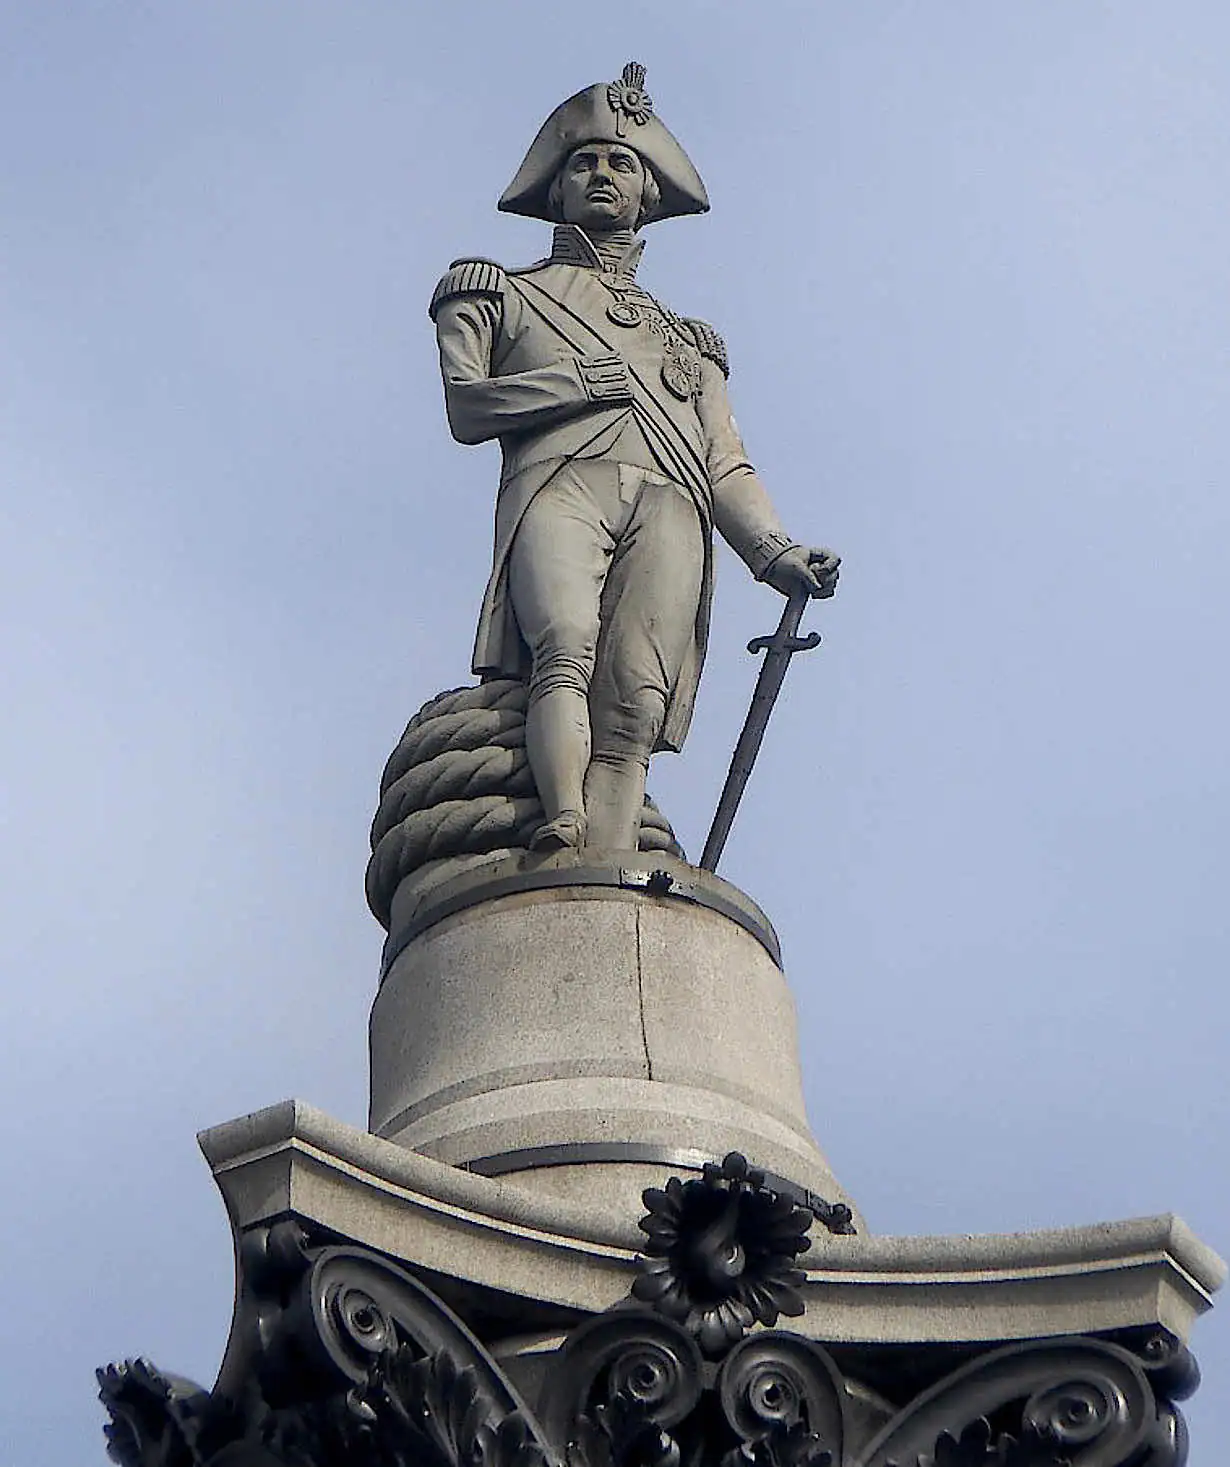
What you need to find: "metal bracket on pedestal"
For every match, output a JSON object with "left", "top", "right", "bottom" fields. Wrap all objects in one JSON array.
[{"left": 380, "top": 855, "right": 783, "bottom": 980}]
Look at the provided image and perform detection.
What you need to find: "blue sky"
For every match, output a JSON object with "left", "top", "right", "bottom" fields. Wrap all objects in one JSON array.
[{"left": 1, "top": 3, "right": 1227, "bottom": 1459}]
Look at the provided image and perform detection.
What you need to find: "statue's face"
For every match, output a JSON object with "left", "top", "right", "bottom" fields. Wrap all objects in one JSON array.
[{"left": 557, "top": 142, "right": 646, "bottom": 230}]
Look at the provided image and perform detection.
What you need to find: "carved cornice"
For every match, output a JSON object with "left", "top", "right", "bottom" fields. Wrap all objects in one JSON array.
[
  {"left": 102, "top": 1136, "right": 1216, "bottom": 1466},
  {"left": 198, "top": 1102, "right": 1224, "bottom": 1349},
  {"left": 100, "top": 1224, "right": 1200, "bottom": 1467}
]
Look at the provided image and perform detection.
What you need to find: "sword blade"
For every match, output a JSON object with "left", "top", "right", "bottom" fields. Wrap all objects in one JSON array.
[{"left": 699, "top": 587, "right": 819, "bottom": 872}]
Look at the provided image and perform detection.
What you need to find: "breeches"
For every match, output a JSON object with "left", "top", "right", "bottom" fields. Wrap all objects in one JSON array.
[{"left": 507, "top": 460, "right": 705, "bottom": 762}]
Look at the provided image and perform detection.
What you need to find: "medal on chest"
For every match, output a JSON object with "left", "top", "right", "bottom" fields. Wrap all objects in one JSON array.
[
  {"left": 661, "top": 334, "right": 705, "bottom": 400},
  {"left": 599, "top": 279, "right": 704, "bottom": 401}
]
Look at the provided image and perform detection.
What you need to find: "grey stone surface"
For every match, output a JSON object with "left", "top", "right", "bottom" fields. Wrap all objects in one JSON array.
[
  {"left": 635, "top": 898, "right": 807, "bottom": 1108},
  {"left": 200, "top": 1099, "right": 1227, "bottom": 1347},
  {"left": 392, "top": 1074, "right": 821, "bottom": 1161},
  {"left": 433, "top": 61, "right": 839, "bottom": 853},
  {"left": 371, "top": 896, "right": 650, "bottom": 1122},
  {"left": 386, "top": 1079, "right": 842, "bottom": 1224},
  {"left": 466, "top": 1160, "right": 718, "bottom": 1217},
  {"left": 368, "top": 856, "right": 848, "bottom": 1216}
]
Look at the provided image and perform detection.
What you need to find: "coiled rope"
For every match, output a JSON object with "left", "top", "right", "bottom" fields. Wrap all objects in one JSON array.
[{"left": 366, "top": 679, "right": 682, "bottom": 928}]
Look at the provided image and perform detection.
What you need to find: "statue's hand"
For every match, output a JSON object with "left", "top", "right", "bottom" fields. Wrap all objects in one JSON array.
[
  {"left": 765, "top": 545, "right": 841, "bottom": 600},
  {"left": 578, "top": 350, "right": 633, "bottom": 405}
]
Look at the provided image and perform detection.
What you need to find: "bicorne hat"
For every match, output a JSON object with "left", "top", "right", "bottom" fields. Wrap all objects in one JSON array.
[{"left": 498, "top": 63, "right": 709, "bottom": 225}]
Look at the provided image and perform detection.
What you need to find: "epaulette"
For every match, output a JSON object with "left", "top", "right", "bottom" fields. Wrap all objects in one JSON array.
[
  {"left": 684, "top": 318, "right": 729, "bottom": 378},
  {"left": 429, "top": 258, "right": 506, "bottom": 321}
]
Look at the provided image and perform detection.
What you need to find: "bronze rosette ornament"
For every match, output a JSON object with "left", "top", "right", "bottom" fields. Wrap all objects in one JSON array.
[{"left": 632, "top": 1153, "right": 815, "bottom": 1354}]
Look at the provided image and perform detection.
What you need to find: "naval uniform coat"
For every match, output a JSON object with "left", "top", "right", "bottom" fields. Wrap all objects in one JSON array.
[{"left": 431, "top": 225, "right": 795, "bottom": 753}]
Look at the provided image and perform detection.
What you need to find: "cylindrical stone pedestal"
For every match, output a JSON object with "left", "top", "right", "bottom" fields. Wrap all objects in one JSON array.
[{"left": 370, "top": 852, "right": 853, "bottom": 1217}]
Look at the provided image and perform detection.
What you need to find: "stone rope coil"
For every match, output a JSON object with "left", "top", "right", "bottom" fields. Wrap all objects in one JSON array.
[{"left": 366, "top": 679, "right": 683, "bottom": 928}]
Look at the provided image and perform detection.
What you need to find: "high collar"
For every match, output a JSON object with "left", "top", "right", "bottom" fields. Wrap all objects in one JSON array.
[{"left": 550, "top": 223, "right": 645, "bottom": 278}]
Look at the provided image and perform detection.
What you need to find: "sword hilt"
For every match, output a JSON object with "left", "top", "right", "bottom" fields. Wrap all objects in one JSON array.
[
  {"left": 746, "top": 585, "right": 822, "bottom": 655},
  {"left": 747, "top": 629, "right": 821, "bottom": 656}
]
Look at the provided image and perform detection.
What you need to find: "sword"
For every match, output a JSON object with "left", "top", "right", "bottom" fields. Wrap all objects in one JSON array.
[{"left": 699, "top": 585, "right": 822, "bottom": 873}]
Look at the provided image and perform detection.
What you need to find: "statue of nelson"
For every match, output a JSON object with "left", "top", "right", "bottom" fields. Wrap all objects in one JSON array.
[{"left": 430, "top": 63, "right": 839, "bottom": 853}]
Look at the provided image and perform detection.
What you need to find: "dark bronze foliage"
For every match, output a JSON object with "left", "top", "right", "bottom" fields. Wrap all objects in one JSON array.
[
  {"left": 355, "top": 1344, "right": 552, "bottom": 1467},
  {"left": 100, "top": 1235, "right": 562, "bottom": 1467},
  {"left": 719, "top": 1420, "right": 833, "bottom": 1467},
  {"left": 97, "top": 1359, "right": 217, "bottom": 1467},
  {"left": 99, "top": 1347, "right": 550, "bottom": 1467},
  {"left": 570, "top": 1390, "right": 682, "bottom": 1467},
  {"left": 547, "top": 1310, "right": 702, "bottom": 1467},
  {"left": 632, "top": 1153, "right": 814, "bottom": 1354},
  {"left": 100, "top": 1232, "right": 1197, "bottom": 1467},
  {"left": 865, "top": 1337, "right": 1193, "bottom": 1467},
  {"left": 905, "top": 1417, "right": 1070, "bottom": 1467}
]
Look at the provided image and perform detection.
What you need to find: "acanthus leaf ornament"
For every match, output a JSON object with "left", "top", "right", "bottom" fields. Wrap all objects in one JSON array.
[
  {"left": 541, "top": 1307, "right": 705, "bottom": 1460},
  {"left": 100, "top": 1222, "right": 1202, "bottom": 1467},
  {"left": 542, "top": 1307, "right": 847, "bottom": 1467},
  {"left": 356, "top": 1344, "right": 554, "bottom": 1467},
  {"left": 911, "top": 1416, "right": 1069, "bottom": 1467},
  {"left": 861, "top": 1337, "right": 1181, "bottom": 1467},
  {"left": 96, "top": 1358, "right": 217, "bottom": 1467},
  {"left": 717, "top": 1333, "right": 846, "bottom": 1467},
  {"left": 719, "top": 1425, "right": 833, "bottom": 1467},
  {"left": 572, "top": 1390, "right": 684, "bottom": 1467},
  {"left": 101, "top": 1235, "right": 557, "bottom": 1467}
]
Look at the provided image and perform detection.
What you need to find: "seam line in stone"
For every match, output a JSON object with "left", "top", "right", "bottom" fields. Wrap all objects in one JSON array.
[{"left": 635, "top": 907, "right": 652, "bottom": 1079}]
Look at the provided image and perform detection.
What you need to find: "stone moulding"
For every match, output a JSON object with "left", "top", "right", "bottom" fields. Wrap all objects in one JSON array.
[
  {"left": 100, "top": 1108, "right": 1222, "bottom": 1467},
  {"left": 198, "top": 1100, "right": 1224, "bottom": 1347},
  {"left": 365, "top": 850, "right": 849, "bottom": 1221}
]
